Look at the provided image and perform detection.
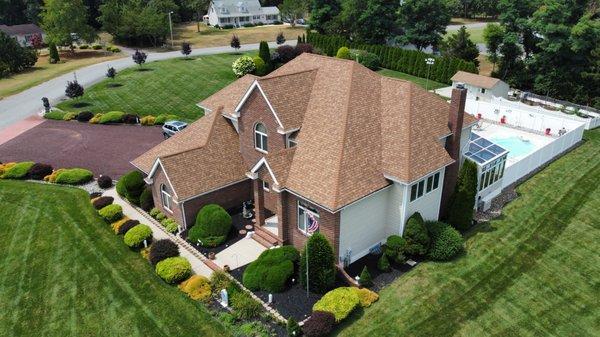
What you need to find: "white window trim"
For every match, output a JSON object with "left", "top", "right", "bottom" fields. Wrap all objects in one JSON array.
[
  {"left": 262, "top": 180, "right": 270, "bottom": 191},
  {"left": 161, "top": 184, "right": 173, "bottom": 213},
  {"left": 254, "top": 123, "right": 268, "bottom": 153},
  {"left": 409, "top": 171, "right": 441, "bottom": 203},
  {"left": 297, "top": 201, "right": 319, "bottom": 236}
]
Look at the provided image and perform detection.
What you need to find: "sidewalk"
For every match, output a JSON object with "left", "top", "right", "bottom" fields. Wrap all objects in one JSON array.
[{"left": 103, "top": 188, "right": 214, "bottom": 277}]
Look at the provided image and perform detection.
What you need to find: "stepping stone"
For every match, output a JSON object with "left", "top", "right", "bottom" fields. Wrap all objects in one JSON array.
[
  {"left": 245, "top": 225, "right": 253, "bottom": 230},
  {"left": 406, "top": 259, "right": 418, "bottom": 267},
  {"left": 239, "top": 229, "right": 247, "bottom": 235}
]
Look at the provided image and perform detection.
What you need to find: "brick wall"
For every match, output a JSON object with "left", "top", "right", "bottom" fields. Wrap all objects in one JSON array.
[{"left": 151, "top": 166, "right": 185, "bottom": 225}]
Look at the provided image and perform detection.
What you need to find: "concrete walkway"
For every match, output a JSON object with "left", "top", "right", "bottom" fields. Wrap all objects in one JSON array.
[
  {"left": 213, "top": 236, "right": 265, "bottom": 270},
  {"left": 103, "top": 188, "right": 214, "bottom": 277},
  {"left": 0, "top": 40, "right": 296, "bottom": 131}
]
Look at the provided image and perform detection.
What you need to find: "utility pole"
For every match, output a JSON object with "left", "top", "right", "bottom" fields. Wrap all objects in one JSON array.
[
  {"left": 168, "top": 11, "right": 174, "bottom": 49},
  {"left": 425, "top": 57, "right": 435, "bottom": 91}
]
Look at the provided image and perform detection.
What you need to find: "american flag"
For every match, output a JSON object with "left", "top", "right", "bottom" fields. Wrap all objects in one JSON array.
[{"left": 307, "top": 213, "right": 319, "bottom": 234}]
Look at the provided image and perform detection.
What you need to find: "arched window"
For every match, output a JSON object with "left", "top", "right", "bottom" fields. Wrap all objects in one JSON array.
[
  {"left": 160, "top": 184, "right": 172, "bottom": 212},
  {"left": 254, "top": 123, "right": 268, "bottom": 152}
]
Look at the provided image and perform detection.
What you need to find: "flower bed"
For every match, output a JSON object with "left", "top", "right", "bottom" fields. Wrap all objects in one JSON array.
[{"left": 43, "top": 110, "right": 180, "bottom": 127}]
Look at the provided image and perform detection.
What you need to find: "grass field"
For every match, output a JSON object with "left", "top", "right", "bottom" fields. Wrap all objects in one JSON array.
[
  {"left": 337, "top": 128, "right": 600, "bottom": 336},
  {"left": 445, "top": 26, "right": 486, "bottom": 44},
  {"left": 377, "top": 68, "right": 448, "bottom": 90},
  {"left": 0, "top": 50, "right": 123, "bottom": 99},
  {"left": 57, "top": 53, "right": 242, "bottom": 121},
  {"left": 0, "top": 181, "right": 230, "bottom": 337}
]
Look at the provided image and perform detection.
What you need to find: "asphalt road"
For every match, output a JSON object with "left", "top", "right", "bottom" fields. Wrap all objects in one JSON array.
[{"left": 0, "top": 41, "right": 294, "bottom": 131}]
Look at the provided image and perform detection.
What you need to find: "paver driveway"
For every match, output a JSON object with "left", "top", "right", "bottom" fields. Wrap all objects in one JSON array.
[{"left": 0, "top": 120, "right": 164, "bottom": 178}]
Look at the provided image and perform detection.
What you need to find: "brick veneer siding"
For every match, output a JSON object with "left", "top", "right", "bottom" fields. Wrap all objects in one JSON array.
[{"left": 151, "top": 166, "right": 185, "bottom": 225}]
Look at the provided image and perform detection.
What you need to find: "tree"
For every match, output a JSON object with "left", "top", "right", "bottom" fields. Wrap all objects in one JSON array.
[
  {"left": 279, "top": 0, "right": 306, "bottom": 27},
  {"left": 132, "top": 49, "right": 147, "bottom": 67},
  {"left": 440, "top": 26, "right": 479, "bottom": 67},
  {"left": 398, "top": 0, "right": 452, "bottom": 51},
  {"left": 447, "top": 159, "right": 478, "bottom": 231},
  {"left": 337, "top": 0, "right": 399, "bottom": 44},
  {"left": 106, "top": 66, "right": 116, "bottom": 80},
  {"left": 403, "top": 212, "right": 430, "bottom": 256},
  {"left": 185, "top": 0, "right": 210, "bottom": 32},
  {"left": 65, "top": 80, "right": 84, "bottom": 99},
  {"left": 494, "top": 32, "right": 526, "bottom": 87},
  {"left": 48, "top": 42, "right": 60, "bottom": 63},
  {"left": 230, "top": 34, "right": 240, "bottom": 51},
  {"left": 276, "top": 32, "right": 285, "bottom": 44},
  {"left": 30, "top": 33, "right": 43, "bottom": 52},
  {"left": 483, "top": 23, "right": 504, "bottom": 72},
  {"left": 258, "top": 40, "right": 271, "bottom": 70},
  {"left": 358, "top": 266, "right": 373, "bottom": 287},
  {"left": 498, "top": 0, "right": 540, "bottom": 57},
  {"left": 309, "top": 0, "right": 341, "bottom": 34},
  {"left": 181, "top": 41, "right": 192, "bottom": 57},
  {"left": 377, "top": 254, "right": 390, "bottom": 272},
  {"left": 300, "top": 233, "right": 336, "bottom": 294},
  {"left": 0, "top": 31, "right": 37, "bottom": 75},
  {"left": 41, "top": 0, "right": 96, "bottom": 48}
]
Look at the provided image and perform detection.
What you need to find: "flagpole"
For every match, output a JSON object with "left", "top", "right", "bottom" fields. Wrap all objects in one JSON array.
[{"left": 306, "top": 238, "right": 309, "bottom": 297}]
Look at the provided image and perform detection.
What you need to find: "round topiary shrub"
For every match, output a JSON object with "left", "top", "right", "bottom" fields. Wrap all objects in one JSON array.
[
  {"left": 243, "top": 246, "right": 299, "bottom": 292},
  {"left": 54, "top": 168, "right": 93, "bottom": 185},
  {"left": 179, "top": 275, "right": 212, "bottom": 302},
  {"left": 99, "top": 204, "right": 123, "bottom": 223},
  {"left": 385, "top": 235, "right": 407, "bottom": 264},
  {"left": 92, "top": 196, "right": 114, "bottom": 210},
  {"left": 336, "top": 46, "right": 350, "bottom": 59},
  {"left": 404, "top": 212, "right": 430, "bottom": 256},
  {"left": 232, "top": 55, "right": 256, "bottom": 77},
  {"left": 1, "top": 161, "right": 34, "bottom": 179},
  {"left": 149, "top": 239, "right": 179, "bottom": 265},
  {"left": 302, "top": 311, "right": 336, "bottom": 337},
  {"left": 313, "top": 287, "right": 360, "bottom": 322},
  {"left": 123, "top": 114, "right": 139, "bottom": 124},
  {"left": 155, "top": 256, "right": 192, "bottom": 284},
  {"left": 140, "top": 187, "right": 154, "bottom": 211},
  {"left": 76, "top": 111, "right": 94, "bottom": 122},
  {"left": 426, "top": 221, "right": 464, "bottom": 261},
  {"left": 123, "top": 224, "right": 152, "bottom": 248},
  {"left": 187, "top": 204, "right": 232, "bottom": 247},
  {"left": 28, "top": 163, "right": 53, "bottom": 180},
  {"left": 97, "top": 175, "right": 113, "bottom": 189},
  {"left": 116, "top": 170, "right": 145, "bottom": 205},
  {"left": 118, "top": 219, "right": 140, "bottom": 235}
]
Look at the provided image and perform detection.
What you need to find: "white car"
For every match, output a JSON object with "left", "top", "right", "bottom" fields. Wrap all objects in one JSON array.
[{"left": 162, "top": 121, "right": 187, "bottom": 138}]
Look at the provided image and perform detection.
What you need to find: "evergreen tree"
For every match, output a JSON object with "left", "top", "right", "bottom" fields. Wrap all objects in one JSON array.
[
  {"left": 377, "top": 253, "right": 391, "bottom": 272},
  {"left": 404, "top": 212, "right": 430, "bottom": 256},
  {"left": 300, "top": 233, "right": 336, "bottom": 294},
  {"left": 181, "top": 42, "right": 192, "bottom": 57},
  {"left": 258, "top": 40, "right": 271, "bottom": 70},
  {"left": 106, "top": 66, "right": 116, "bottom": 80},
  {"left": 65, "top": 80, "right": 84, "bottom": 99},
  {"left": 359, "top": 266, "right": 373, "bottom": 287},
  {"left": 447, "top": 159, "right": 478, "bottom": 231},
  {"left": 48, "top": 41, "right": 60, "bottom": 63},
  {"left": 309, "top": 0, "right": 341, "bottom": 34},
  {"left": 337, "top": 0, "right": 399, "bottom": 44},
  {"left": 440, "top": 26, "right": 479, "bottom": 67},
  {"left": 132, "top": 49, "right": 147, "bottom": 68}
]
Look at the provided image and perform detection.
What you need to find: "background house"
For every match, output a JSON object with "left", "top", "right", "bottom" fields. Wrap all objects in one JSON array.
[
  {"left": 451, "top": 71, "right": 509, "bottom": 102},
  {"left": 203, "top": 0, "right": 280, "bottom": 27},
  {"left": 0, "top": 24, "right": 45, "bottom": 47}
]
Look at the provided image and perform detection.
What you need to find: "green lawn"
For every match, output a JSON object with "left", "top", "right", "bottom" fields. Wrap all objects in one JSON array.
[
  {"left": 377, "top": 68, "right": 447, "bottom": 90},
  {"left": 445, "top": 26, "right": 486, "bottom": 44},
  {"left": 338, "top": 129, "right": 600, "bottom": 336},
  {"left": 0, "top": 181, "right": 230, "bottom": 337},
  {"left": 57, "top": 53, "right": 241, "bottom": 122}
]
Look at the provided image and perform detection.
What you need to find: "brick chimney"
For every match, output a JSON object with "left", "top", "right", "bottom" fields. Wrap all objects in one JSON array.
[{"left": 439, "top": 84, "right": 467, "bottom": 219}]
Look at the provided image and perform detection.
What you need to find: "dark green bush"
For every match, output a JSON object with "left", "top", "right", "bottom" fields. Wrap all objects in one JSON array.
[
  {"left": 447, "top": 160, "right": 478, "bottom": 231},
  {"left": 302, "top": 311, "right": 335, "bottom": 337},
  {"left": 377, "top": 253, "right": 391, "bottom": 272},
  {"left": 149, "top": 239, "right": 179, "bottom": 265},
  {"left": 1, "top": 161, "right": 34, "bottom": 179},
  {"left": 124, "top": 224, "right": 152, "bottom": 248},
  {"left": 300, "top": 233, "right": 336, "bottom": 294},
  {"left": 349, "top": 49, "right": 380, "bottom": 70},
  {"left": 359, "top": 266, "right": 373, "bottom": 287},
  {"left": 99, "top": 204, "right": 123, "bottom": 223},
  {"left": 155, "top": 256, "right": 191, "bottom": 284},
  {"left": 385, "top": 235, "right": 407, "bottom": 264},
  {"left": 54, "top": 168, "right": 93, "bottom": 185},
  {"left": 28, "top": 163, "right": 53, "bottom": 180},
  {"left": 140, "top": 187, "right": 154, "bottom": 211},
  {"left": 404, "top": 212, "right": 430, "bottom": 256},
  {"left": 426, "top": 221, "right": 464, "bottom": 261},
  {"left": 99, "top": 111, "right": 125, "bottom": 124},
  {"left": 187, "top": 204, "right": 231, "bottom": 247},
  {"left": 116, "top": 170, "right": 145, "bottom": 205},
  {"left": 243, "top": 246, "right": 299, "bottom": 292},
  {"left": 92, "top": 196, "right": 114, "bottom": 209}
]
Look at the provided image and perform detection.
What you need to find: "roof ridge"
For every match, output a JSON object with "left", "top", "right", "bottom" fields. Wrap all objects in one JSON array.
[{"left": 258, "top": 67, "right": 319, "bottom": 80}]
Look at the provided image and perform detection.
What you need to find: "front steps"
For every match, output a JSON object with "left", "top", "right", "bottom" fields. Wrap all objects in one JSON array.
[{"left": 252, "top": 225, "right": 279, "bottom": 248}]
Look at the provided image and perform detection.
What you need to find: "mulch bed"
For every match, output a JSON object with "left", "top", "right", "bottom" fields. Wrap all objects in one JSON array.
[
  {"left": 182, "top": 212, "right": 255, "bottom": 257},
  {"left": 344, "top": 253, "right": 419, "bottom": 292}
]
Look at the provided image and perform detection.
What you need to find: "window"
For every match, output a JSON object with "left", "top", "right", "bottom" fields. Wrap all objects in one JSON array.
[
  {"left": 478, "top": 155, "right": 507, "bottom": 191},
  {"left": 298, "top": 201, "right": 319, "bottom": 235},
  {"left": 254, "top": 123, "right": 268, "bottom": 152},
  {"left": 481, "top": 88, "right": 486, "bottom": 94},
  {"left": 160, "top": 184, "right": 172, "bottom": 212},
  {"left": 262, "top": 180, "right": 269, "bottom": 191},
  {"left": 410, "top": 172, "right": 441, "bottom": 202},
  {"left": 287, "top": 132, "right": 298, "bottom": 148}
]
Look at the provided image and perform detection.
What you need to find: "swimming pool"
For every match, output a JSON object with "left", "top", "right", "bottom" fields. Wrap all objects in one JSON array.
[{"left": 490, "top": 136, "right": 536, "bottom": 159}]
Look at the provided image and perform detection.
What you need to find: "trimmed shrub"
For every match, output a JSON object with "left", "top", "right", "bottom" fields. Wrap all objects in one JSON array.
[
  {"left": 89, "top": 113, "right": 103, "bottom": 124},
  {"left": 123, "top": 114, "right": 139, "bottom": 124},
  {"left": 2, "top": 161, "right": 34, "bottom": 179},
  {"left": 232, "top": 56, "right": 256, "bottom": 77},
  {"left": 55, "top": 168, "right": 93, "bottom": 185},
  {"left": 44, "top": 168, "right": 64, "bottom": 182},
  {"left": 161, "top": 218, "right": 179, "bottom": 233},
  {"left": 140, "top": 115, "right": 155, "bottom": 126},
  {"left": 187, "top": 204, "right": 232, "bottom": 247},
  {"left": 155, "top": 256, "right": 192, "bottom": 284},
  {"left": 140, "top": 187, "right": 154, "bottom": 211},
  {"left": 287, "top": 317, "right": 301, "bottom": 337},
  {"left": 76, "top": 111, "right": 94, "bottom": 122},
  {"left": 336, "top": 46, "right": 350, "bottom": 59},
  {"left": 155, "top": 212, "right": 166, "bottom": 221},
  {"left": 111, "top": 217, "right": 130, "bottom": 234},
  {"left": 123, "top": 224, "right": 152, "bottom": 248},
  {"left": 349, "top": 49, "right": 380, "bottom": 70},
  {"left": 258, "top": 41, "right": 271, "bottom": 71},
  {"left": 359, "top": 266, "right": 373, "bottom": 287},
  {"left": 0, "top": 162, "right": 16, "bottom": 176},
  {"left": 243, "top": 246, "right": 299, "bottom": 292},
  {"left": 43, "top": 111, "right": 66, "bottom": 120},
  {"left": 377, "top": 253, "right": 391, "bottom": 272},
  {"left": 276, "top": 44, "right": 296, "bottom": 63},
  {"left": 149, "top": 239, "right": 179, "bottom": 265},
  {"left": 28, "top": 163, "right": 53, "bottom": 180},
  {"left": 149, "top": 207, "right": 161, "bottom": 218},
  {"left": 63, "top": 111, "right": 77, "bottom": 121},
  {"left": 179, "top": 275, "right": 212, "bottom": 301},
  {"left": 404, "top": 212, "right": 430, "bottom": 256},
  {"left": 230, "top": 290, "right": 262, "bottom": 319},
  {"left": 354, "top": 287, "right": 379, "bottom": 307},
  {"left": 302, "top": 311, "right": 335, "bottom": 337},
  {"left": 313, "top": 287, "right": 360, "bottom": 322},
  {"left": 99, "top": 204, "right": 123, "bottom": 223},
  {"left": 294, "top": 43, "right": 314, "bottom": 55},
  {"left": 116, "top": 170, "right": 145, "bottom": 205},
  {"left": 99, "top": 111, "right": 125, "bottom": 124},
  {"left": 92, "top": 44, "right": 102, "bottom": 50},
  {"left": 385, "top": 235, "right": 407, "bottom": 264},
  {"left": 252, "top": 56, "right": 266, "bottom": 76},
  {"left": 300, "top": 233, "right": 336, "bottom": 294},
  {"left": 79, "top": 44, "right": 89, "bottom": 49},
  {"left": 154, "top": 114, "right": 179, "bottom": 125},
  {"left": 426, "top": 221, "right": 464, "bottom": 261},
  {"left": 97, "top": 175, "right": 113, "bottom": 189},
  {"left": 117, "top": 219, "right": 140, "bottom": 235},
  {"left": 92, "top": 196, "right": 114, "bottom": 210}
]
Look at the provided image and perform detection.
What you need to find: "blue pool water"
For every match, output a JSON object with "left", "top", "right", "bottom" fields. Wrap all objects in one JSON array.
[{"left": 490, "top": 136, "right": 536, "bottom": 158}]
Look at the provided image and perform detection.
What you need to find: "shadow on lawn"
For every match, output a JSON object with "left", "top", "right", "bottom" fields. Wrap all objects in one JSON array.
[
  {"left": 106, "top": 83, "right": 123, "bottom": 88},
  {"left": 71, "top": 101, "right": 91, "bottom": 108},
  {"left": 136, "top": 68, "right": 154, "bottom": 72}
]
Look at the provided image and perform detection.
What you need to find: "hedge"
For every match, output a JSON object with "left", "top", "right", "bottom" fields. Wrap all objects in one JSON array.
[
  {"left": 385, "top": 235, "right": 407, "bottom": 264},
  {"left": 312, "top": 287, "right": 360, "bottom": 322},
  {"left": 1, "top": 161, "right": 34, "bottom": 179},
  {"left": 116, "top": 170, "right": 145, "bottom": 205},
  {"left": 99, "top": 204, "right": 123, "bottom": 223},
  {"left": 117, "top": 219, "right": 140, "bottom": 235},
  {"left": 92, "top": 196, "right": 114, "bottom": 210},
  {"left": 179, "top": 275, "right": 212, "bottom": 302},
  {"left": 243, "top": 246, "right": 299, "bottom": 292},
  {"left": 54, "top": 168, "right": 93, "bottom": 185},
  {"left": 43, "top": 111, "right": 67, "bottom": 120},
  {"left": 123, "top": 224, "right": 152, "bottom": 248},
  {"left": 99, "top": 111, "right": 125, "bottom": 124},
  {"left": 149, "top": 239, "right": 179, "bottom": 265},
  {"left": 155, "top": 256, "right": 192, "bottom": 284},
  {"left": 306, "top": 31, "right": 478, "bottom": 84},
  {"left": 426, "top": 221, "right": 464, "bottom": 261},
  {"left": 140, "top": 187, "right": 154, "bottom": 211},
  {"left": 187, "top": 204, "right": 232, "bottom": 247}
]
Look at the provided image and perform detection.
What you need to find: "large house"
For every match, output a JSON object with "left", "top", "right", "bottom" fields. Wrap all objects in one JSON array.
[
  {"left": 203, "top": 0, "right": 280, "bottom": 27},
  {"left": 133, "top": 53, "right": 477, "bottom": 265},
  {"left": 0, "top": 24, "right": 45, "bottom": 47},
  {"left": 451, "top": 71, "right": 509, "bottom": 102}
]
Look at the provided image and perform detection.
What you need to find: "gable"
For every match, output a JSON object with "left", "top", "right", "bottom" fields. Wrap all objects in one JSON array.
[{"left": 236, "top": 82, "right": 283, "bottom": 129}]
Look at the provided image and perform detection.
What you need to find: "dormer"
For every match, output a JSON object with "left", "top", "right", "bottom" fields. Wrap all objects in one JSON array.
[{"left": 237, "top": 2, "right": 249, "bottom": 12}]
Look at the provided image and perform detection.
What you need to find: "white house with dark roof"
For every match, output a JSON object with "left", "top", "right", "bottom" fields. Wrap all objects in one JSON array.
[
  {"left": 203, "top": 0, "right": 280, "bottom": 27},
  {"left": 0, "top": 24, "right": 45, "bottom": 47},
  {"left": 451, "top": 71, "right": 509, "bottom": 102}
]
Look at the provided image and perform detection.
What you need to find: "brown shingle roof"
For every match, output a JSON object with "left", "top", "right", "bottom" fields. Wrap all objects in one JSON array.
[
  {"left": 199, "top": 74, "right": 256, "bottom": 114},
  {"left": 451, "top": 71, "right": 502, "bottom": 89},
  {"left": 0, "top": 24, "right": 43, "bottom": 35}
]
